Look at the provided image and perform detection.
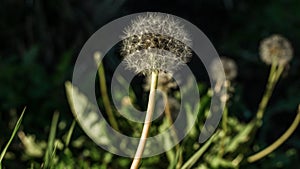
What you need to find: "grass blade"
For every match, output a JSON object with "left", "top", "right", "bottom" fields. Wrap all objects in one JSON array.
[
  {"left": 65, "top": 119, "right": 76, "bottom": 147},
  {"left": 0, "top": 107, "right": 26, "bottom": 165},
  {"left": 43, "top": 111, "right": 59, "bottom": 169}
]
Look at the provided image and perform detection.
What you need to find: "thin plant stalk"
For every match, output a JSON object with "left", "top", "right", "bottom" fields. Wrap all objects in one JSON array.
[
  {"left": 163, "top": 94, "right": 175, "bottom": 134},
  {"left": 222, "top": 106, "right": 229, "bottom": 136},
  {"left": 95, "top": 52, "right": 119, "bottom": 131},
  {"left": 219, "top": 105, "right": 228, "bottom": 157},
  {"left": 248, "top": 105, "right": 300, "bottom": 163},
  {"left": 162, "top": 93, "right": 182, "bottom": 169},
  {"left": 0, "top": 107, "right": 26, "bottom": 167},
  {"left": 64, "top": 119, "right": 76, "bottom": 147},
  {"left": 181, "top": 131, "right": 219, "bottom": 169},
  {"left": 216, "top": 80, "right": 229, "bottom": 157},
  {"left": 130, "top": 71, "right": 159, "bottom": 169},
  {"left": 256, "top": 62, "right": 285, "bottom": 123}
]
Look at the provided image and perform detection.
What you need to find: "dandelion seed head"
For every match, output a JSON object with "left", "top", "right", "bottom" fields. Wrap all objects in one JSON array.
[
  {"left": 121, "top": 13, "right": 192, "bottom": 74},
  {"left": 210, "top": 57, "right": 237, "bottom": 81},
  {"left": 259, "top": 34, "right": 293, "bottom": 65}
]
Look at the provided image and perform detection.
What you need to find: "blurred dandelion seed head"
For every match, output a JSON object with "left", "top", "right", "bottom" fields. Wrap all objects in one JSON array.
[
  {"left": 259, "top": 34, "right": 293, "bottom": 66},
  {"left": 121, "top": 13, "right": 192, "bottom": 74},
  {"left": 143, "top": 72, "right": 177, "bottom": 93},
  {"left": 211, "top": 57, "right": 237, "bottom": 81}
]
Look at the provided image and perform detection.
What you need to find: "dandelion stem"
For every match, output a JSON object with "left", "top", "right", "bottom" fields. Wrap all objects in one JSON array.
[
  {"left": 95, "top": 52, "right": 120, "bottom": 131},
  {"left": 130, "top": 71, "right": 159, "bottom": 169},
  {"left": 256, "top": 63, "right": 284, "bottom": 123},
  {"left": 222, "top": 106, "right": 229, "bottom": 136},
  {"left": 219, "top": 105, "right": 228, "bottom": 157},
  {"left": 248, "top": 105, "right": 300, "bottom": 163},
  {"left": 218, "top": 80, "right": 230, "bottom": 157},
  {"left": 163, "top": 93, "right": 182, "bottom": 168}
]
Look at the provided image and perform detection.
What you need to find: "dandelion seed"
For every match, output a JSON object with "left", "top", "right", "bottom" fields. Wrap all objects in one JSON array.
[{"left": 259, "top": 34, "right": 293, "bottom": 66}]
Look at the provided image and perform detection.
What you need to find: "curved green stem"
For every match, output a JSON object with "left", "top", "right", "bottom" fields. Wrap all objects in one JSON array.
[
  {"left": 256, "top": 63, "right": 284, "bottom": 123},
  {"left": 248, "top": 105, "right": 300, "bottom": 163}
]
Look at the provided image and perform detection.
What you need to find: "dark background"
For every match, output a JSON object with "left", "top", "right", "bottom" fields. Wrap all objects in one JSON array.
[{"left": 0, "top": 0, "right": 300, "bottom": 168}]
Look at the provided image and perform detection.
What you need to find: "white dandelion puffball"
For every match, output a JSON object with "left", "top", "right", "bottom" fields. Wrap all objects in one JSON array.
[
  {"left": 259, "top": 34, "right": 293, "bottom": 66},
  {"left": 210, "top": 57, "right": 237, "bottom": 81},
  {"left": 121, "top": 13, "right": 192, "bottom": 74}
]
